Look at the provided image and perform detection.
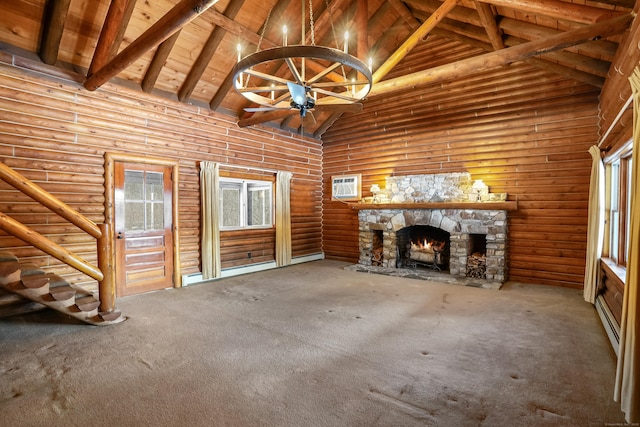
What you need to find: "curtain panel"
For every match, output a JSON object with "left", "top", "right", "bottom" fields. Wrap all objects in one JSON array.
[
  {"left": 614, "top": 66, "right": 640, "bottom": 423},
  {"left": 200, "top": 161, "right": 221, "bottom": 280},
  {"left": 584, "top": 145, "right": 605, "bottom": 303},
  {"left": 275, "top": 171, "right": 292, "bottom": 266}
]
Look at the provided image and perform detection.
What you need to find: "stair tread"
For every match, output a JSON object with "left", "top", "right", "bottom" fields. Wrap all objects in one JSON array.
[
  {"left": 20, "top": 263, "right": 45, "bottom": 276},
  {"left": 75, "top": 295, "right": 100, "bottom": 312},
  {"left": 45, "top": 273, "right": 68, "bottom": 288},
  {"left": 49, "top": 284, "right": 75, "bottom": 301},
  {"left": 99, "top": 309, "right": 122, "bottom": 322},
  {"left": 21, "top": 274, "right": 50, "bottom": 289},
  {"left": 0, "top": 252, "right": 19, "bottom": 277}
]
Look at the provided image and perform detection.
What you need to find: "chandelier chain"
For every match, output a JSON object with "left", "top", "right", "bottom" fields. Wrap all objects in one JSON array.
[
  {"left": 324, "top": 0, "right": 347, "bottom": 80},
  {"left": 309, "top": 0, "right": 315, "bottom": 46},
  {"left": 257, "top": 6, "right": 272, "bottom": 53}
]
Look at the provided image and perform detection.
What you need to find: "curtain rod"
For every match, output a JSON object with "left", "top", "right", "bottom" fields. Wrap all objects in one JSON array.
[{"left": 219, "top": 163, "right": 279, "bottom": 174}]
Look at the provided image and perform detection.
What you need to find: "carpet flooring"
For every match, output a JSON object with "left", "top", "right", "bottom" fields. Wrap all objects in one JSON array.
[{"left": 0, "top": 260, "right": 626, "bottom": 426}]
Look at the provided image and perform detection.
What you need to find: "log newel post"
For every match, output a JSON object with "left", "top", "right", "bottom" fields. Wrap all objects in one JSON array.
[{"left": 97, "top": 223, "right": 116, "bottom": 313}]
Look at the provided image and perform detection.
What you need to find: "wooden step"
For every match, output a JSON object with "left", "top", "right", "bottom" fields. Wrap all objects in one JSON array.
[
  {"left": 49, "top": 284, "right": 75, "bottom": 302},
  {"left": 46, "top": 273, "right": 68, "bottom": 288},
  {"left": 21, "top": 273, "right": 50, "bottom": 289},
  {"left": 99, "top": 309, "right": 122, "bottom": 322},
  {"left": 0, "top": 251, "right": 19, "bottom": 276},
  {"left": 75, "top": 295, "right": 100, "bottom": 312},
  {"left": 20, "top": 263, "right": 49, "bottom": 288}
]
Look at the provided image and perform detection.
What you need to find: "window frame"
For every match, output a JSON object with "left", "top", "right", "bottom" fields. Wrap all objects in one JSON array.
[
  {"left": 604, "top": 142, "right": 633, "bottom": 268},
  {"left": 219, "top": 177, "right": 273, "bottom": 231}
]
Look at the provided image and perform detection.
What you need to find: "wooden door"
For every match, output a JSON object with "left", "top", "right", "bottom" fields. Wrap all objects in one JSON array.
[{"left": 115, "top": 162, "right": 174, "bottom": 296}]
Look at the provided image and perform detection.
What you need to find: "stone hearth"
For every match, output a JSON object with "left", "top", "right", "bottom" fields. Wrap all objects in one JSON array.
[{"left": 358, "top": 208, "right": 508, "bottom": 284}]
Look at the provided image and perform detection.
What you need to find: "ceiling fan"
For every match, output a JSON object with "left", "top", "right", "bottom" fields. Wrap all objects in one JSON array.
[
  {"left": 243, "top": 81, "right": 364, "bottom": 119},
  {"left": 231, "top": 0, "right": 373, "bottom": 130}
]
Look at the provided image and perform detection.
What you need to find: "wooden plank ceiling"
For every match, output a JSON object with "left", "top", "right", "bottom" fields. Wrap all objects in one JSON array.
[{"left": 0, "top": 0, "right": 635, "bottom": 137}]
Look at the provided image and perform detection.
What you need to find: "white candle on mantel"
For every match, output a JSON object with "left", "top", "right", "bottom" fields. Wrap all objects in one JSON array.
[
  {"left": 282, "top": 25, "right": 288, "bottom": 46},
  {"left": 351, "top": 77, "right": 356, "bottom": 96},
  {"left": 344, "top": 31, "right": 349, "bottom": 54}
]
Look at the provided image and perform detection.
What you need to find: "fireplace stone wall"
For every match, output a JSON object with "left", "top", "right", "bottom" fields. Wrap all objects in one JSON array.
[{"left": 358, "top": 208, "right": 508, "bottom": 282}]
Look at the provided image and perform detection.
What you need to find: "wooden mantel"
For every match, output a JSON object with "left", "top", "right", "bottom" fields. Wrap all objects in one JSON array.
[{"left": 348, "top": 201, "right": 518, "bottom": 211}]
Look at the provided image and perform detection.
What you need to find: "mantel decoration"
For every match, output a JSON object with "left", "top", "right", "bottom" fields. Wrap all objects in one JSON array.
[
  {"left": 362, "top": 173, "right": 508, "bottom": 205},
  {"left": 232, "top": 0, "right": 372, "bottom": 118}
]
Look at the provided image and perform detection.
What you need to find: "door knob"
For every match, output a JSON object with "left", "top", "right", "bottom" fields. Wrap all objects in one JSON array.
[{"left": 116, "top": 231, "right": 124, "bottom": 240}]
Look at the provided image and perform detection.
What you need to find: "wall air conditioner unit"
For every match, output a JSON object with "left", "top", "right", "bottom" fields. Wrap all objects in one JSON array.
[{"left": 331, "top": 174, "right": 361, "bottom": 201}]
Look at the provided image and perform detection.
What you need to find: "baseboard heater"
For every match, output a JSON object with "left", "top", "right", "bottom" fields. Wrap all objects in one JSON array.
[
  {"left": 595, "top": 295, "right": 620, "bottom": 356},
  {"left": 181, "top": 252, "right": 325, "bottom": 286}
]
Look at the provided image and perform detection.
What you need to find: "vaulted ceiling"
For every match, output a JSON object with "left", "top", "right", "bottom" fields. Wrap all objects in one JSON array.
[{"left": 0, "top": 0, "right": 635, "bottom": 138}]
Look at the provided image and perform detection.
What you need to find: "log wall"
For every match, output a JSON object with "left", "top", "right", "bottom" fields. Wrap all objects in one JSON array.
[
  {"left": 0, "top": 52, "right": 323, "bottom": 291},
  {"left": 322, "top": 37, "right": 600, "bottom": 288},
  {"left": 598, "top": 1, "right": 640, "bottom": 152}
]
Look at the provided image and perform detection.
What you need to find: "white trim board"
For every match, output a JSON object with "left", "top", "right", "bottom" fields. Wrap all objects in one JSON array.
[{"left": 181, "top": 252, "right": 325, "bottom": 286}]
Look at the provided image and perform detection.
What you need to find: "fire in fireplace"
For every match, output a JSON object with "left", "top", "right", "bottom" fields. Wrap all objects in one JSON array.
[{"left": 397, "top": 225, "right": 450, "bottom": 271}]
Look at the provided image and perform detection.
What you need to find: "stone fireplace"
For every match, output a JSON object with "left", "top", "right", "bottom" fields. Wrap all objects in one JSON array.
[{"left": 358, "top": 208, "right": 508, "bottom": 283}]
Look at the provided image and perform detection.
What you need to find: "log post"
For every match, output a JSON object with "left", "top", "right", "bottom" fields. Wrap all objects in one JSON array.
[{"left": 97, "top": 223, "right": 116, "bottom": 313}]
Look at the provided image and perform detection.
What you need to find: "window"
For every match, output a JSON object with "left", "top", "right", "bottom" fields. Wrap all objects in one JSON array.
[
  {"left": 605, "top": 146, "right": 632, "bottom": 267},
  {"left": 124, "top": 170, "right": 164, "bottom": 231},
  {"left": 219, "top": 178, "right": 272, "bottom": 229}
]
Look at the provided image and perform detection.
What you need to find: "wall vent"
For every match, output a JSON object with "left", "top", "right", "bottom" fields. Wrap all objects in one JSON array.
[{"left": 595, "top": 295, "right": 620, "bottom": 356}]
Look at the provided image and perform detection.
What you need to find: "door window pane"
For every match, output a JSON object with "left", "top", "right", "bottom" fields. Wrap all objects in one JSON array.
[{"left": 125, "top": 170, "right": 165, "bottom": 231}]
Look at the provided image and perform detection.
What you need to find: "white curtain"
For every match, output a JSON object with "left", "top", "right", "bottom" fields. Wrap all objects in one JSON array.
[
  {"left": 583, "top": 145, "right": 605, "bottom": 303},
  {"left": 275, "top": 171, "right": 292, "bottom": 266},
  {"left": 614, "top": 66, "right": 640, "bottom": 423},
  {"left": 200, "top": 161, "right": 221, "bottom": 280}
]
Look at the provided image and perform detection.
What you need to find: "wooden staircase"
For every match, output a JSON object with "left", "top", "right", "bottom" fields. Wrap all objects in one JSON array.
[{"left": 0, "top": 251, "right": 123, "bottom": 325}]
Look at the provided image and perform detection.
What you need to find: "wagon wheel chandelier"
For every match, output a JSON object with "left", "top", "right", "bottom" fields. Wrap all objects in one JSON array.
[{"left": 231, "top": 0, "right": 373, "bottom": 118}]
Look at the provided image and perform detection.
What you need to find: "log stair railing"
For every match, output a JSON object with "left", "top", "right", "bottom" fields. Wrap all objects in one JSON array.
[{"left": 0, "top": 162, "right": 123, "bottom": 325}]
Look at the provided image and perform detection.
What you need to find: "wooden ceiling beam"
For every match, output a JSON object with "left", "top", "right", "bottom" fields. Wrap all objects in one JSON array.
[
  {"left": 370, "top": 13, "right": 633, "bottom": 97},
  {"left": 141, "top": 31, "right": 182, "bottom": 93},
  {"left": 499, "top": 17, "right": 619, "bottom": 61},
  {"left": 84, "top": 0, "right": 219, "bottom": 91},
  {"left": 178, "top": 0, "right": 246, "bottom": 102},
  {"left": 373, "top": 0, "right": 459, "bottom": 84},
  {"left": 88, "top": 0, "right": 137, "bottom": 76},
  {"left": 474, "top": 1, "right": 504, "bottom": 50},
  {"left": 415, "top": 7, "right": 620, "bottom": 63},
  {"left": 504, "top": 35, "right": 611, "bottom": 77},
  {"left": 39, "top": 0, "right": 72, "bottom": 65},
  {"left": 238, "top": 109, "right": 294, "bottom": 127},
  {"left": 388, "top": 0, "right": 420, "bottom": 27},
  {"left": 475, "top": 0, "right": 626, "bottom": 25},
  {"left": 430, "top": 27, "right": 605, "bottom": 87},
  {"left": 405, "top": 0, "right": 480, "bottom": 27},
  {"left": 313, "top": 111, "right": 342, "bottom": 138}
]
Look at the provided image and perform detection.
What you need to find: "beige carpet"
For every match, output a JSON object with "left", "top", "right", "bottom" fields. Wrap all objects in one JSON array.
[{"left": 0, "top": 260, "right": 625, "bottom": 426}]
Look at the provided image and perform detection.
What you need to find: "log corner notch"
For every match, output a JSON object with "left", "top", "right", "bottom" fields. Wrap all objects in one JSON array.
[{"left": 83, "top": 0, "right": 219, "bottom": 91}]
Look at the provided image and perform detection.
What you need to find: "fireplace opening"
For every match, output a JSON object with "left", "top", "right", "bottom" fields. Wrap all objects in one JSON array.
[
  {"left": 397, "top": 225, "right": 450, "bottom": 271},
  {"left": 466, "top": 234, "right": 487, "bottom": 279},
  {"left": 371, "top": 229, "right": 384, "bottom": 266}
]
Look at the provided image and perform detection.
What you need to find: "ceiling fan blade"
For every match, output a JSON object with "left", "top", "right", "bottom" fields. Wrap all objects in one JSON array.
[
  {"left": 244, "top": 106, "right": 291, "bottom": 112},
  {"left": 314, "top": 103, "right": 363, "bottom": 113},
  {"left": 287, "top": 82, "right": 307, "bottom": 106}
]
